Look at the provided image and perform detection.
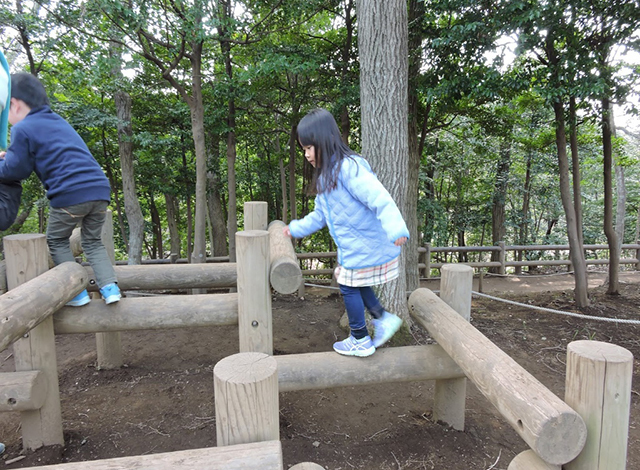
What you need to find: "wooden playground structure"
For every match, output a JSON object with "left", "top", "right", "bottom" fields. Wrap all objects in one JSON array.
[{"left": 0, "top": 201, "right": 633, "bottom": 469}]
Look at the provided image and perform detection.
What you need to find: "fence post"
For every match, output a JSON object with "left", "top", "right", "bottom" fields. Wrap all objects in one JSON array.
[
  {"left": 425, "top": 243, "right": 432, "bottom": 279},
  {"left": 96, "top": 210, "right": 123, "bottom": 369},
  {"left": 564, "top": 340, "right": 633, "bottom": 470},
  {"left": 236, "top": 230, "right": 272, "bottom": 354},
  {"left": 214, "top": 352, "right": 279, "bottom": 446},
  {"left": 244, "top": 201, "right": 268, "bottom": 231},
  {"left": 3, "top": 234, "right": 64, "bottom": 449},
  {"left": 499, "top": 241, "right": 506, "bottom": 275},
  {"left": 432, "top": 264, "right": 473, "bottom": 430},
  {"left": 635, "top": 239, "right": 640, "bottom": 271}
]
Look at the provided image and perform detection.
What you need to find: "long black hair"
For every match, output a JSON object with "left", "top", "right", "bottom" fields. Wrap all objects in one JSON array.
[{"left": 297, "top": 108, "right": 357, "bottom": 193}]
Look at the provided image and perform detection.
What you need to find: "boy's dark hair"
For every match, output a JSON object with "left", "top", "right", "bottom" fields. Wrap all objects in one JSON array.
[
  {"left": 297, "top": 108, "right": 357, "bottom": 194},
  {"left": 10, "top": 73, "right": 49, "bottom": 109}
]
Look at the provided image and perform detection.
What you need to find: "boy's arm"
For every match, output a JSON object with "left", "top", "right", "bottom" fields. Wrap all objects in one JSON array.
[
  {"left": 0, "top": 181, "right": 22, "bottom": 230},
  {"left": 0, "top": 128, "right": 35, "bottom": 182}
]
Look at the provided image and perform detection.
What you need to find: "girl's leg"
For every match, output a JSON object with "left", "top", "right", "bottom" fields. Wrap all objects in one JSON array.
[
  {"left": 359, "top": 286, "right": 385, "bottom": 319},
  {"left": 339, "top": 284, "right": 369, "bottom": 339}
]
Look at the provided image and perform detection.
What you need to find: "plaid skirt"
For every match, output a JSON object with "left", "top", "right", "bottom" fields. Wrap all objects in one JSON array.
[{"left": 335, "top": 256, "right": 399, "bottom": 287}]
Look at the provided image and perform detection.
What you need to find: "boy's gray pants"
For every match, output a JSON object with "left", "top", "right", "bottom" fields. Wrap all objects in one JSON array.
[{"left": 47, "top": 200, "right": 117, "bottom": 288}]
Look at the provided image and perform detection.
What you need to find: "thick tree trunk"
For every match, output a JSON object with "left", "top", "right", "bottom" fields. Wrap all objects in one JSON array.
[
  {"left": 164, "top": 193, "right": 181, "bottom": 258},
  {"left": 602, "top": 97, "right": 620, "bottom": 294},
  {"left": 405, "top": 0, "right": 424, "bottom": 292},
  {"left": 490, "top": 140, "right": 511, "bottom": 273},
  {"left": 112, "top": 71, "right": 143, "bottom": 265},
  {"left": 288, "top": 124, "right": 298, "bottom": 222},
  {"left": 357, "top": 0, "right": 410, "bottom": 318},
  {"left": 553, "top": 100, "right": 589, "bottom": 306},
  {"left": 188, "top": 47, "right": 208, "bottom": 266}
]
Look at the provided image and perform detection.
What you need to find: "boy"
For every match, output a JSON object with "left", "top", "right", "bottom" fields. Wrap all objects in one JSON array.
[{"left": 0, "top": 72, "right": 120, "bottom": 306}]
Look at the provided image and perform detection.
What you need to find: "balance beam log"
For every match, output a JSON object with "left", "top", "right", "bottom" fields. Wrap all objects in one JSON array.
[
  {"left": 54, "top": 294, "right": 238, "bottom": 334},
  {"left": 0, "top": 371, "right": 47, "bottom": 412},
  {"left": 0, "top": 262, "right": 88, "bottom": 352},
  {"left": 83, "top": 263, "right": 238, "bottom": 291},
  {"left": 508, "top": 450, "right": 560, "bottom": 470},
  {"left": 268, "top": 220, "right": 302, "bottom": 294},
  {"left": 408, "top": 288, "right": 587, "bottom": 466},
  {"left": 276, "top": 345, "right": 464, "bottom": 392},
  {"left": 18, "top": 440, "right": 283, "bottom": 470}
]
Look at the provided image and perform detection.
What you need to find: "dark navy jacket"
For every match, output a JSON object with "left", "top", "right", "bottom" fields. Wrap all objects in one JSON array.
[
  {"left": 0, "top": 180, "right": 21, "bottom": 230},
  {"left": 0, "top": 106, "right": 110, "bottom": 208}
]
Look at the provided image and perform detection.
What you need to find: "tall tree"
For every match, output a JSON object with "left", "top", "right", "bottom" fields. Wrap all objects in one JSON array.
[{"left": 357, "top": 0, "right": 410, "bottom": 318}]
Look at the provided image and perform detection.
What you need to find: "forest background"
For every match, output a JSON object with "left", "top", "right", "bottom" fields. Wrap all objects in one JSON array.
[{"left": 0, "top": 0, "right": 639, "bottom": 311}]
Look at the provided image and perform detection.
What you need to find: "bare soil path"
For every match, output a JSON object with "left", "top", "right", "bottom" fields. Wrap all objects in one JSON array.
[{"left": 0, "top": 270, "right": 638, "bottom": 469}]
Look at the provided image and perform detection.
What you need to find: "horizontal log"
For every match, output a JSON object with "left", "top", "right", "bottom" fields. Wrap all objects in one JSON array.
[
  {"left": 408, "top": 288, "right": 586, "bottom": 465},
  {"left": 18, "top": 440, "right": 283, "bottom": 470},
  {"left": 508, "top": 450, "right": 560, "bottom": 470},
  {"left": 54, "top": 294, "right": 238, "bottom": 334},
  {"left": 276, "top": 345, "right": 464, "bottom": 392},
  {"left": 115, "top": 256, "right": 230, "bottom": 265},
  {"left": 268, "top": 221, "right": 302, "bottom": 294},
  {"left": 430, "top": 262, "right": 502, "bottom": 268},
  {"left": 83, "top": 263, "right": 238, "bottom": 291},
  {"left": 0, "top": 371, "right": 47, "bottom": 412},
  {"left": 0, "top": 262, "right": 88, "bottom": 352}
]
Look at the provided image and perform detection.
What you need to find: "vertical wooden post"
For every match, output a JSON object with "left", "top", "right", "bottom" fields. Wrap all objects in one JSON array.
[
  {"left": 564, "top": 340, "right": 633, "bottom": 470},
  {"left": 635, "top": 239, "right": 640, "bottom": 271},
  {"left": 498, "top": 241, "right": 506, "bottom": 275},
  {"left": 96, "top": 210, "right": 123, "bottom": 369},
  {"left": 425, "top": 243, "right": 432, "bottom": 279},
  {"left": 236, "top": 230, "right": 272, "bottom": 354},
  {"left": 432, "top": 263, "right": 472, "bottom": 430},
  {"left": 214, "top": 352, "right": 279, "bottom": 446},
  {"left": 3, "top": 234, "right": 64, "bottom": 449},
  {"left": 244, "top": 201, "right": 268, "bottom": 231}
]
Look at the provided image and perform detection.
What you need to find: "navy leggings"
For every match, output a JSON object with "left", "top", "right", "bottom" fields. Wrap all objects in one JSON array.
[{"left": 338, "top": 285, "right": 385, "bottom": 339}]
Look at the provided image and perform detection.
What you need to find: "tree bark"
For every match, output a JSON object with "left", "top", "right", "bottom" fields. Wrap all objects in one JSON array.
[
  {"left": 490, "top": 140, "right": 511, "bottom": 273},
  {"left": 553, "top": 100, "right": 589, "bottom": 306},
  {"left": 602, "top": 97, "right": 619, "bottom": 294},
  {"left": 569, "top": 97, "right": 584, "bottom": 247},
  {"left": 357, "top": 0, "right": 410, "bottom": 318},
  {"left": 164, "top": 193, "right": 181, "bottom": 258}
]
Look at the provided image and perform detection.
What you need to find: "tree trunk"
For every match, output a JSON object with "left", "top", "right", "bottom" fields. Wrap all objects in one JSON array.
[
  {"left": 188, "top": 44, "right": 208, "bottom": 266},
  {"left": 489, "top": 140, "right": 511, "bottom": 273},
  {"left": 405, "top": 0, "right": 424, "bottom": 292},
  {"left": 602, "top": 97, "right": 619, "bottom": 294},
  {"left": 206, "top": 166, "right": 228, "bottom": 257},
  {"left": 611, "top": 113, "right": 626, "bottom": 252},
  {"left": 111, "top": 41, "right": 143, "bottom": 265},
  {"left": 148, "top": 193, "right": 162, "bottom": 258},
  {"left": 164, "top": 193, "right": 181, "bottom": 258},
  {"left": 517, "top": 151, "right": 533, "bottom": 273},
  {"left": 357, "top": 0, "right": 409, "bottom": 318},
  {"left": 288, "top": 123, "right": 298, "bottom": 222},
  {"left": 569, "top": 97, "right": 584, "bottom": 247},
  {"left": 553, "top": 100, "right": 589, "bottom": 306}
]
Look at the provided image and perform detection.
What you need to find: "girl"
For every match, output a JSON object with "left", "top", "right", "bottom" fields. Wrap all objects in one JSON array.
[{"left": 284, "top": 108, "right": 409, "bottom": 357}]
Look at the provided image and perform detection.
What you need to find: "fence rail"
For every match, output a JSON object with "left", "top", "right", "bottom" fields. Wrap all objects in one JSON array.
[{"left": 294, "top": 242, "right": 640, "bottom": 279}]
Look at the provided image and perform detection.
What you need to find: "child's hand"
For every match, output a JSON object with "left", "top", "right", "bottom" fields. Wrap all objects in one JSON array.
[
  {"left": 394, "top": 236, "right": 407, "bottom": 246},
  {"left": 0, "top": 151, "right": 6, "bottom": 160},
  {"left": 283, "top": 225, "right": 292, "bottom": 238}
]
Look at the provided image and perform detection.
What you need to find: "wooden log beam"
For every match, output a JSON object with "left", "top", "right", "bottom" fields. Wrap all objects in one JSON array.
[
  {"left": 275, "top": 345, "right": 464, "bottom": 392},
  {"left": 83, "top": 263, "right": 238, "bottom": 291},
  {"left": 0, "top": 371, "right": 47, "bottom": 412},
  {"left": 18, "top": 441, "right": 284, "bottom": 470},
  {"left": 0, "top": 262, "right": 88, "bottom": 352},
  {"left": 508, "top": 450, "right": 560, "bottom": 470},
  {"left": 408, "top": 288, "right": 587, "bottom": 466},
  {"left": 53, "top": 294, "right": 238, "bottom": 334},
  {"left": 268, "top": 220, "right": 302, "bottom": 295}
]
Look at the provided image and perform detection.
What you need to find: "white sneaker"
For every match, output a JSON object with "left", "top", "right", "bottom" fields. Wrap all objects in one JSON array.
[
  {"left": 371, "top": 311, "right": 402, "bottom": 348},
  {"left": 333, "top": 335, "right": 375, "bottom": 357}
]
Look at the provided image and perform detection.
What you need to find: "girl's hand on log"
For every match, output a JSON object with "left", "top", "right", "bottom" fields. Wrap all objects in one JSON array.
[{"left": 283, "top": 225, "right": 292, "bottom": 238}]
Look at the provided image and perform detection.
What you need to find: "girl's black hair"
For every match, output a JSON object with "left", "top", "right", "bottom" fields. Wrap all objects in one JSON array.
[{"left": 297, "top": 108, "right": 357, "bottom": 193}]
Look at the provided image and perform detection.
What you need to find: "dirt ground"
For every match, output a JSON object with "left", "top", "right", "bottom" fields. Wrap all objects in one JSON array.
[{"left": 0, "top": 270, "right": 638, "bottom": 469}]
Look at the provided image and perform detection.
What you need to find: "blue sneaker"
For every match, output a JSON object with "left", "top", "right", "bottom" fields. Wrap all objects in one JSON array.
[
  {"left": 66, "top": 290, "right": 90, "bottom": 307},
  {"left": 333, "top": 335, "right": 375, "bottom": 357},
  {"left": 371, "top": 311, "right": 403, "bottom": 348},
  {"left": 99, "top": 283, "right": 121, "bottom": 304}
]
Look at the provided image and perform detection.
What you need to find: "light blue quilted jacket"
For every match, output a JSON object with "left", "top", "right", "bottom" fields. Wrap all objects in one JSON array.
[{"left": 289, "top": 155, "right": 409, "bottom": 269}]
